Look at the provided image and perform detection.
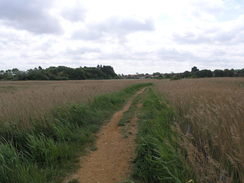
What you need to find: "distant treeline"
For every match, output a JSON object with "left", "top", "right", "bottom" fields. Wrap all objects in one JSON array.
[
  {"left": 122, "top": 66, "right": 244, "bottom": 79},
  {"left": 166, "top": 67, "right": 244, "bottom": 79},
  {"left": 0, "top": 65, "right": 118, "bottom": 80}
]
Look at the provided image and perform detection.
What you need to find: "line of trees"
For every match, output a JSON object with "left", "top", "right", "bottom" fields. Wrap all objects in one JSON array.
[
  {"left": 121, "top": 67, "right": 244, "bottom": 79},
  {"left": 153, "top": 67, "right": 244, "bottom": 79},
  {"left": 1, "top": 65, "right": 243, "bottom": 81},
  {"left": 0, "top": 65, "right": 118, "bottom": 80}
]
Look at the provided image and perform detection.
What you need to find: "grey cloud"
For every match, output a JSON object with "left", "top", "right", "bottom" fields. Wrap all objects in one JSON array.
[
  {"left": 72, "top": 29, "right": 102, "bottom": 40},
  {"left": 156, "top": 50, "right": 239, "bottom": 72},
  {"left": 192, "top": 1, "right": 224, "bottom": 15},
  {"left": 157, "top": 48, "right": 197, "bottom": 61},
  {"left": 96, "top": 47, "right": 238, "bottom": 72},
  {"left": 97, "top": 49, "right": 154, "bottom": 61},
  {"left": 0, "top": 27, "right": 32, "bottom": 48},
  {"left": 189, "top": 0, "right": 225, "bottom": 21},
  {"left": 72, "top": 17, "right": 154, "bottom": 40},
  {"left": 174, "top": 23, "right": 244, "bottom": 45},
  {"left": 100, "top": 17, "right": 154, "bottom": 34},
  {"left": 173, "top": 13, "right": 244, "bottom": 45},
  {"left": 156, "top": 48, "right": 236, "bottom": 69},
  {"left": 173, "top": 32, "right": 212, "bottom": 44},
  {"left": 0, "top": 0, "right": 62, "bottom": 34},
  {"left": 97, "top": 48, "right": 196, "bottom": 63},
  {"left": 64, "top": 47, "right": 101, "bottom": 60},
  {"left": 62, "top": 5, "right": 86, "bottom": 22},
  {"left": 66, "top": 47, "right": 100, "bottom": 55}
]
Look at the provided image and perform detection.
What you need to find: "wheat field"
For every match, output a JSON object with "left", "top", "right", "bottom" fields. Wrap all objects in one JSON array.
[
  {"left": 155, "top": 78, "right": 244, "bottom": 182},
  {"left": 0, "top": 80, "right": 148, "bottom": 127},
  {"left": 0, "top": 78, "right": 243, "bottom": 182}
]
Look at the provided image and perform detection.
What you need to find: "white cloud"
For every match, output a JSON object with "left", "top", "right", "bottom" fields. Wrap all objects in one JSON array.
[
  {"left": 173, "top": 15, "right": 244, "bottom": 45},
  {"left": 61, "top": 2, "right": 86, "bottom": 22},
  {"left": 0, "top": 0, "right": 243, "bottom": 74},
  {"left": 72, "top": 17, "right": 154, "bottom": 41}
]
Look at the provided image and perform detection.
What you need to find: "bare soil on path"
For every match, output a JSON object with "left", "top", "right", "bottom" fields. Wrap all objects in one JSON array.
[{"left": 66, "top": 88, "right": 145, "bottom": 183}]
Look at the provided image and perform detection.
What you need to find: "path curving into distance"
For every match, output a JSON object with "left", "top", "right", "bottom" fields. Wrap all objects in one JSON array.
[{"left": 66, "top": 88, "right": 146, "bottom": 183}]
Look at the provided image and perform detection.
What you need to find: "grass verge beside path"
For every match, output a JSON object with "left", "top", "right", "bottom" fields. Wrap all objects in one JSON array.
[
  {"left": 0, "top": 83, "right": 152, "bottom": 183},
  {"left": 132, "top": 88, "right": 194, "bottom": 183}
]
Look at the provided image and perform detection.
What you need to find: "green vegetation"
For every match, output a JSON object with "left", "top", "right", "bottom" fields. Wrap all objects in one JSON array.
[
  {"left": 1, "top": 78, "right": 243, "bottom": 183},
  {"left": 67, "top": 179, "right": 79, "bottom": 183},
  {"left": 2, "top": 65, "right": 243, "bottom": 81},
  {"left": 133, "top": 88, "right": 194, "bottom": 183},
  {"left": 123, "top": 66, "right": 244, "bottom": 79},
  {"left": 0, "top": 83, "right": 151, "bottom": 183},
  {"left": 118, "top": 91, "right": 144, "bottom": 138},
  {"left": 118, "top": 96, "right": 140, "bottom": 127},
  {"left": 172, "top": 66, "right": 244, "bottom": 78},
  {"left": 119, "top": 180, "right": 135, "bottom": 183},
  {"left": 0, "top": 65, "right": 118, "bottom": 80}
]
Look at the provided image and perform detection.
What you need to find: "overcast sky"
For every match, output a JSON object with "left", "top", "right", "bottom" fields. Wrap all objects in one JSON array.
[{"left": 0, "top": 0, "right": 244, "bottom": 74}]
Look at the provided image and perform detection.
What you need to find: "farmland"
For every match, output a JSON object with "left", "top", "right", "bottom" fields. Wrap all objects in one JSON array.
[
  {"left": 0, "top": 80, "right": 147, "bottom": 127},
  {"left": 0, "top": 78, "right": 243, "bottom": 183},
  {"left": 154, "top": 78, "right": 244, "bottom": 182}
]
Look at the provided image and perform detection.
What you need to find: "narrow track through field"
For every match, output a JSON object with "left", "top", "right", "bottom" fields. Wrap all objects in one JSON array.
[{"left": 66, "top": 88, "right": 145, "bottom": 183}]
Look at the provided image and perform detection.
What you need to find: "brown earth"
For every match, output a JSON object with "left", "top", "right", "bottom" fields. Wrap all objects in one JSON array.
[{"left": 65, "top": 88, "right": 145, "bottom": 183}]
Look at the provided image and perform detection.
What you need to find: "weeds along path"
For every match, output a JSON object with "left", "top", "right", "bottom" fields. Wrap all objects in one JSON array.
[{"left": 66, "top": 88, "right": 146, "bottom": 183}]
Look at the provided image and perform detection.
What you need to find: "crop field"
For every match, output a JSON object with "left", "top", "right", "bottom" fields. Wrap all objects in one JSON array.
[
  {"left": 0, "top": 80, "right": 148, "bottom": 127},
  {"left": 154, "top": 78, "right": 244, "bottom": 182},
  {"left": 0, "top": 78, "right": 243, "bottom": 183}
]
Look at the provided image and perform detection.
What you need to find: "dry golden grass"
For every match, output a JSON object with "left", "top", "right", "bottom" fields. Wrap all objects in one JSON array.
[
  {"left": 155, "top": 78, "right": 244, "bottom": 183},
  {"left": 0, "top": 80, "right": 147, "bottom": 127}
]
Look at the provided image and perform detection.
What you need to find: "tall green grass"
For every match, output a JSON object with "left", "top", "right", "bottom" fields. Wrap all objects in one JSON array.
[
  {"left": 0, "top": 83, "right": 151, "bottom": 183},
  {"left": 133, "top": 88, "right": 194, "bottom": 183}
]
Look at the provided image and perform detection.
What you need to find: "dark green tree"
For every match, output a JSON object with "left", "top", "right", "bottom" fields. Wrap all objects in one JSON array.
[
  {"left": 223, "top": 69, "right": 234, "bottom": 77},
  {"left": 191, "top": 66, "right": 199, "bottom": 73},
  {"left": 196, "top": 69, "right": 213, "bottom": 77},
  {"left": 213, "top": 69, "right": 224, "bottom": 77}
]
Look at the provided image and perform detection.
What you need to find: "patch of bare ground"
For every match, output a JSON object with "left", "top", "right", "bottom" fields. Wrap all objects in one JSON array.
[{"left": 65, "top": 88, "right": 145, "bottom": 183}]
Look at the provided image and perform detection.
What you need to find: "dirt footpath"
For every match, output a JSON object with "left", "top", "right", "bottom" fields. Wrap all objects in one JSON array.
[{"left": 66, "top": 88, "right": 145, "bottom": 183}]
